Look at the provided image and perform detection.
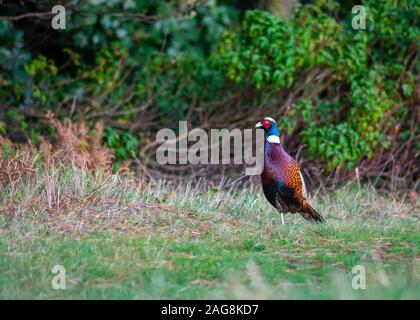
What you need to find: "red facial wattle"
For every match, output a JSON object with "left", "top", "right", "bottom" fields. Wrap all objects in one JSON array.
[{"left": 263, "top": 120, "right": 271, "bottom": 129}]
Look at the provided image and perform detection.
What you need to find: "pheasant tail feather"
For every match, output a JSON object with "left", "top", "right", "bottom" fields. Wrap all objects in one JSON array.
[{"left": 301, "top": 204, "right": 324, "bottom": 223}]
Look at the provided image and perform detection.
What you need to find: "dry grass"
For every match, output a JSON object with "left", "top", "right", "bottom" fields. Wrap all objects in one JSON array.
[
  {"left": 0, "top": 143, "right": 419, "bottom": 299},
  {"left": 1, "top": 147, "right": 418, "bottom": 239}
]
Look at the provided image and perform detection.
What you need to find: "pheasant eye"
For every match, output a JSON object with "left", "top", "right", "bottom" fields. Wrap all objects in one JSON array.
[{"left": 263, "top": 120, "right": 271, "bottom": 129}]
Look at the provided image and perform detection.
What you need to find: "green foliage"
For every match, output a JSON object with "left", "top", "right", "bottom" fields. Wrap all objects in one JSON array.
[
  {"left": 0, "top": 0, "right": 237, "bottom": 130},
  {"left": 217, "top": 1, "right": 418, "bottom": 169},
  {"left": 24, "top": 56, "right": 58, "bottom": 103},
  {"left": 104, "top": 127, "right": 139, "bottom": 162}
]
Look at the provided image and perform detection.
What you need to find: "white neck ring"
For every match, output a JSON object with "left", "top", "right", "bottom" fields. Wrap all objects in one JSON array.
[{"left": 267, "top": 135, "right": 280, "bottom": 144}]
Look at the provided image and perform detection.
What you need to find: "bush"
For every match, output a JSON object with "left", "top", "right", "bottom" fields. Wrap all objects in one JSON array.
[{"left": 217, "top": 2, "right": 418, "bottom": 170}]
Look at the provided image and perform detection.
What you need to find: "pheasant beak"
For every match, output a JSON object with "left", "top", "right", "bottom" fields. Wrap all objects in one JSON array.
[{"left": 255, "top": 122, "right": 263, "bottom": 128}]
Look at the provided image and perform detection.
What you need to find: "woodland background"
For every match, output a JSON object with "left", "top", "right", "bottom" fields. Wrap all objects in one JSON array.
[{"left": 0, "top": 0, "right": 418, "bottom": 190}]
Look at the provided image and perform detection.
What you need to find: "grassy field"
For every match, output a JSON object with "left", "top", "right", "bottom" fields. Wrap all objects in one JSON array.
[{"left": 0, "top": 165, "right": 419, "bottom": 299}]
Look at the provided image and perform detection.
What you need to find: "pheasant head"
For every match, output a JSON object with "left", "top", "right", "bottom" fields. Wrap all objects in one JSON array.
[{"left": 255, "top": 117, "right": 280, "bottom": 144}]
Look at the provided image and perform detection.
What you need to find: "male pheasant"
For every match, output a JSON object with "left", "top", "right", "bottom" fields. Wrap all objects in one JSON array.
[{"left": 255, "top": 117, "right": 324, "bottom": 224}]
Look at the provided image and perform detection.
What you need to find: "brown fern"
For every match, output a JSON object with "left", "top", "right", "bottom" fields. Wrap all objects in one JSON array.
[{"left": 45, "top": 112, "right": 114, "bottom": 172}]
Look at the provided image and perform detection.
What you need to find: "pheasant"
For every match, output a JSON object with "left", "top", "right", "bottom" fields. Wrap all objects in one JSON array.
[{"left": 255, "top": 117, "right": 324, "bottom": 224}]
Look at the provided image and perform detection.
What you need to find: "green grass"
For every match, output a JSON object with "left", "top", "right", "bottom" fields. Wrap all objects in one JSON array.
[{"left": 0, "top": 166, "right": 419, "bottom": 299}]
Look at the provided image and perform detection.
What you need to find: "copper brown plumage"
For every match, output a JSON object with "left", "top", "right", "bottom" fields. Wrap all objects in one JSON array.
[{"left": 256, "top": 117, "right": 324, "bottom": 223}]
